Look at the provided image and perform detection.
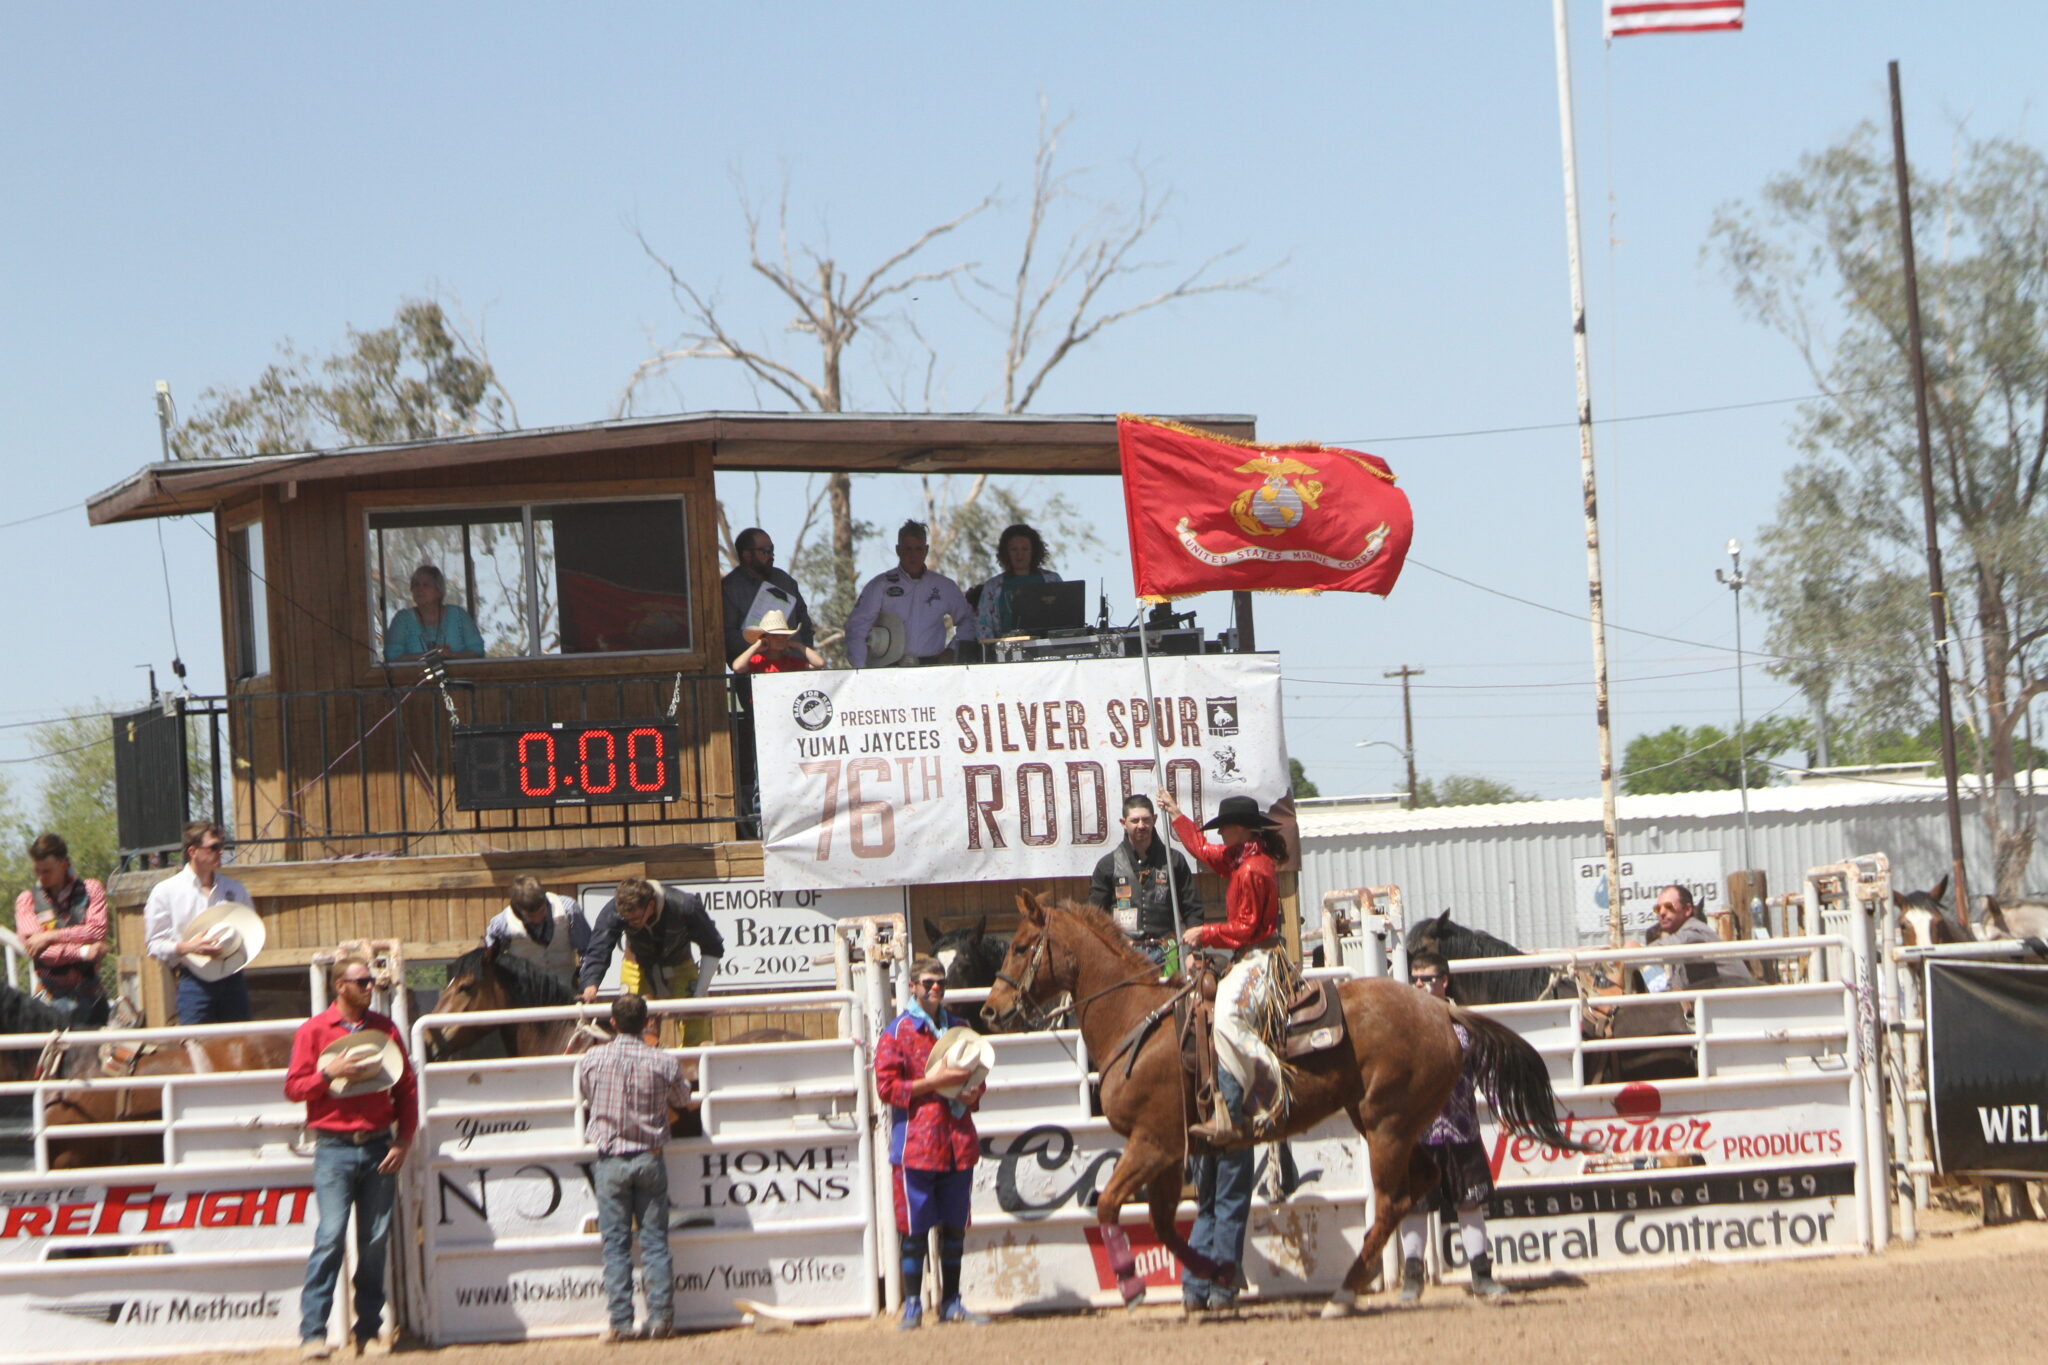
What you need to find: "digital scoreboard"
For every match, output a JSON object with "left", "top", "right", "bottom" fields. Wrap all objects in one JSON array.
[{"left": 452, "top": 720, "right": 682, "bottom": 811}]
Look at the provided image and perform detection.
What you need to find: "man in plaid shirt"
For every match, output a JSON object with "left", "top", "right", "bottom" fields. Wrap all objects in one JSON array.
[
  {"left": 874, "top": 958, "right": 987, "bottom": 1329},
  {"left": 576, "top": 994, "right": 690, "bottom": 1341}
]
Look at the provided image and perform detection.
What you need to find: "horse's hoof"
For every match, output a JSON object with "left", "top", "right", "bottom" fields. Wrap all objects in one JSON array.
[{"left": 1321, "top": 1292, "right": 1358, "bottom": 1319}]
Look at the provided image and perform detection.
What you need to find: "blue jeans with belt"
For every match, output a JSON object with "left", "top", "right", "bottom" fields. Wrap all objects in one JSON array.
[
  {"left": 593, "top": 1150, "right": 674, "bottom": 1333},
  {"left": 176, "top": 969, "right": 251, "bottom": 1024},
  {"left": 1183, "top": 1071, "right": 1253, "bottom": 1307},
  {"left": 299, "top": 1132, "right": 398, "bottom": 1345}
]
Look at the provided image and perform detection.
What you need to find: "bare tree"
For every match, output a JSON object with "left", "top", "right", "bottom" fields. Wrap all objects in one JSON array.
[{"left": 622, "top": 103, "right": 1284, "bottom": 655}]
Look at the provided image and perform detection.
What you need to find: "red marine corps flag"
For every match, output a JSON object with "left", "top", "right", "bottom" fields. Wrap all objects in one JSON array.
[{"left": 1117, "top": 414, "right": 1413, "bottom": 600}]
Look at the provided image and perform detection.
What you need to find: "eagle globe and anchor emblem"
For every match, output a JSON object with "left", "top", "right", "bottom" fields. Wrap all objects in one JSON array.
[{"left": 1178, "top": 451, "right": 1393, "bottom": 569}]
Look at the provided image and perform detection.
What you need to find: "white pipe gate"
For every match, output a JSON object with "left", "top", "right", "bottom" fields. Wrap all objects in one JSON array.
[{"left": 0, "top": 893, "right": 1911, "bottom": 1358}]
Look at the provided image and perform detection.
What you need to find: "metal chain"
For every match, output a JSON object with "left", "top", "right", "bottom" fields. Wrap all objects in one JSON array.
[{"left": 667, "top": 671, "right": 684, "bottom": 718}]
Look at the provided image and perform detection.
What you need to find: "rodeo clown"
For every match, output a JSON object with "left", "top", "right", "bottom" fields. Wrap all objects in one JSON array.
[{"left": 873, "top": 957, "right": 992, "bottom": 1329}]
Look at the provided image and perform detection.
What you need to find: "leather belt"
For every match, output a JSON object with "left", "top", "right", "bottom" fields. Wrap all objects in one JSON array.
[{"left": 316, "top": 1127, "right": 393, "bottom": 1147}]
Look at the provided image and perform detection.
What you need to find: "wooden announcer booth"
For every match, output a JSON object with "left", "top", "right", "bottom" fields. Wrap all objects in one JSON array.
[{"left": 87, "top": 412, "right": 1275, "bottom": 1024}]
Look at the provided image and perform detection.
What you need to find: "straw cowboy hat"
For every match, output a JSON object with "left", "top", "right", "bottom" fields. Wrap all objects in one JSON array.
[
  {"left": 929, "top": 1025, "right": 994, "bottom": 1099},
  {"left": 319, "top": 1029, "right": 405, "bottom": 1096},
  {"left": 743, "top": 609, "right": 802, "bottom": 643},
  {"left": 179, "top": 902, "right": 266, "bottom": 981},
  {"left": 864, "top": 610, "right": 910, "bottom": 668},
  {"left": 1200, "top": 794, "right": 1283, "bottom": 831}
]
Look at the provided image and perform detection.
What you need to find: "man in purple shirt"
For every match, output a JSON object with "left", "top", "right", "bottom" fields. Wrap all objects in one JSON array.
[{"left": 1398, "top": 952, "right": 1507, "bottom": 1302}]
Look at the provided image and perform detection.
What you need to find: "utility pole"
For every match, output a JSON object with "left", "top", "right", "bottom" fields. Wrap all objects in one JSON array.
[
  {"left": 1386, "top": 665, "right": 1424, "bottom": 809},
  {"left": 1888, "top": 62, "right": 1971, "bottom": 914}
]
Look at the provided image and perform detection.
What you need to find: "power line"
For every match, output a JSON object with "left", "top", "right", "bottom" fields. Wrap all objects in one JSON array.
[
  {"left": 0, "top": 502, "right": 82, "bottom": 532},
  {"left": 1334, "top": 384, "right": 1901, "bottom": 446}
]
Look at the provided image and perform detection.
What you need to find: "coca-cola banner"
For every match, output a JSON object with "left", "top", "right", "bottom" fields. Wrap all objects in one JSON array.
[
  {"left": 1927, "top": 960, "right": 2048, "bottom": 1176},
  {"left": 753, "top": 655, "right": 1288, "bottom": 891}
]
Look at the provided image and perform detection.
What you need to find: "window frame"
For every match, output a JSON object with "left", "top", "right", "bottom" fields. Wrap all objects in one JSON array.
[
  {"left": 358, "top": 488, "right": 698, "bottom": 670},
  {"left": 222, "top": 509, "right": 272, "bottom": 683}
]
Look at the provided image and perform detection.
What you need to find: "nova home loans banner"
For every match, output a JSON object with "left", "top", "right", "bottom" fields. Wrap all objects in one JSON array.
[{"left": 754, "top": 656, "right": 1287, "bottom": 890}]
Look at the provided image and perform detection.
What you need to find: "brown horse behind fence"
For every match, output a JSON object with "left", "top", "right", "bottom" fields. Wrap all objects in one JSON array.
[
  {"left": 982, "top": 892, "right": 1587, "bottom": 1316},
  {"left": 42, "top": 1032, "right": 295, "bottom": 1169}
]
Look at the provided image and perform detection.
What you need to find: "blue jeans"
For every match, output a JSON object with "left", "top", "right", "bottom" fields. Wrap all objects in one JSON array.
[
  {"left": 1184, "top": 1072, "right": 1253, "bottom": 1306},
  {"left": 594, "top": 1151, "right": 673, "bottom": 1333},
  {"left": 299, "top": 1134, "right": 397, "bottom": 1345},
  {"left": 176, "top": 969, "right": 251, "bottom": 1024}
]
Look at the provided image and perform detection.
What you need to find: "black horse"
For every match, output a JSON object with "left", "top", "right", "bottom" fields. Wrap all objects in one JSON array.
[
  {"left": 0, "top": 979, "right": 78, "bottom": 1081},
  {"left": 1404, "top": 911, "right": 1559, "bottom": 1003},
  {"left": 925, "top": 916, "right": 1011, "bottom": 1032}
]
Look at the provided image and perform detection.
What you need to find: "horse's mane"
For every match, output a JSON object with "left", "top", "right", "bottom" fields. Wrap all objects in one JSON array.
[
  {"left": 1049, "top": 901, "right": 1160, "bottom": 976},
  {"left": 1415, "top": 913, "right": 1525, "bottom": 961},
  {"left": 450, "top": 945, "right": 577, "bottom": 1008},
  {"left": 0, "top": 978, "right": 70, "bottom": 1034}
]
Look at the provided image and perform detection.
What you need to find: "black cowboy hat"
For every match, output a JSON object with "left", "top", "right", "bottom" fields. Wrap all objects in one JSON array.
[{"left": 1200, "top": 794, "right": 1281, "bottom": 831}]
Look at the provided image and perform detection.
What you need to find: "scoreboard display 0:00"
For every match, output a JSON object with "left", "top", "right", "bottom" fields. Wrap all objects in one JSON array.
[{"left": 453, "top": 721, "right": 682, "bottom": 810}]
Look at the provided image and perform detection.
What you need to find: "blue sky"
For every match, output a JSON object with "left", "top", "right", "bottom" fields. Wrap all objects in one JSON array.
[{"left": 2, "top": 3, "right": 2042, "bottom": 805}]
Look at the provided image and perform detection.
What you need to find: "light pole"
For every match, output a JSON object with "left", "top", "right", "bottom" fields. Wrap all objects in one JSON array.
[
  {"left": 1355, "top": 739, "right": 1413, "bottom": 808},
  {"left": 1717, "top": 539, "right": 1755, "bottom": 875}
]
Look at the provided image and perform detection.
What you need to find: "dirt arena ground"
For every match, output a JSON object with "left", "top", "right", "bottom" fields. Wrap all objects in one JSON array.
[{"left": 178, "top": 1214, "right": 2048, "bottom": 1365}]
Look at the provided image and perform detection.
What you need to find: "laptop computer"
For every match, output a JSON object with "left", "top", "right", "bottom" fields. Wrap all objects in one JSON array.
[{"left": 1011, "top": 580, "right": 1089, "bottom": 635}]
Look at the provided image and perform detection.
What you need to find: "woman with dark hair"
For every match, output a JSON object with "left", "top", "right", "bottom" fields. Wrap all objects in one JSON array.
[
  {"left": 973, "top": 523, "right": 1061, "bottom": 639},
  {"left": 385, "top": 563, "right": 484, "bottom": 663}
]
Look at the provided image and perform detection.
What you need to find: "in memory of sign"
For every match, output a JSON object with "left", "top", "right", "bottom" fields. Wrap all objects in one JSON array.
[{"left": 753, "top": 655, "right": 1288, "bottom": 890}]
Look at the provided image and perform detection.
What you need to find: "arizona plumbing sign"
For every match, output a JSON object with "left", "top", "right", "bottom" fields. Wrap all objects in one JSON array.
[{"left": 753, "top": 655, "right": 1288, "bottom": 891}]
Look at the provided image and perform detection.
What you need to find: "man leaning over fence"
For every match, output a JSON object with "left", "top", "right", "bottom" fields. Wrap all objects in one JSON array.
[
  {"left": 577, "top": 992, "right": 690, "bottom": 1342},
  {"left": 286, "top": 959, "right": 416, "bottom": 1360},
  {"left": 578, "top": 876, "right": 725, "bottom": 1045}
]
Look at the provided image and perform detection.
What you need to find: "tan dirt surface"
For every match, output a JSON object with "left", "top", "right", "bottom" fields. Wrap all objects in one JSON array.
[{"left": 170, "top": 1220, "right": 2048, "bottom": 1365}]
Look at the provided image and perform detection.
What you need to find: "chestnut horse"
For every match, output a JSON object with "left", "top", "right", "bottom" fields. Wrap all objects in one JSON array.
[
  {"left": 982, "top": 893, "right": 1584, "bottom": 1316},
  {"left": 42, "top": 1030, "right": 294, "bottom": 1169}
]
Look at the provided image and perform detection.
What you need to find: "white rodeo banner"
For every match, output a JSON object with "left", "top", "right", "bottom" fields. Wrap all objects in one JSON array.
[{"left": 753, "top": 655, "right": 1288, "bottom": 890}]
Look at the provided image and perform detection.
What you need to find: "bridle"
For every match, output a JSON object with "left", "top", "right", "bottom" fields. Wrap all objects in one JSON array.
[
  {"left": 990, "top": 928, "right": 1057, "bottom": 1030},
  {"left": 990, "top": 914, "right": 1178, "bottom": 1032}
]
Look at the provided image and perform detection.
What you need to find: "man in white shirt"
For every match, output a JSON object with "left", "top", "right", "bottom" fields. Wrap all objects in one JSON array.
[
  {"left": 142, "top": 820, "right": 257, "bottom": 1024},
  {"left": 844, "top": 520, "right": 977, "bottom": 668},
  {"left": 480, "top": 874, "right": 589, "bottom": 996}
]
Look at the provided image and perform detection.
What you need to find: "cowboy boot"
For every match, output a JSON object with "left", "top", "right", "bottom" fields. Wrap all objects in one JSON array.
[
  {"left": 1188, "top": 1090, "right": 1242, "bottom": 1147},
  {"left": 1396, "top": 1257, "right": 1426, "bottom": 1303},
  {"left": 1467, "top": 1254, "right": 1508, "bottom": 1299}
]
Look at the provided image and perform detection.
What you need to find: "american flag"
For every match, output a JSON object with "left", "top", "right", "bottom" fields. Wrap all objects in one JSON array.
[{"left": 1605, "top": 1, "right": 1745, "bottom": 39}]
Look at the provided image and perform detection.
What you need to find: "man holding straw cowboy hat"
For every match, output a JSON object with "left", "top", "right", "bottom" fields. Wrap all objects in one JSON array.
[
  {"left": 142, "top": 819, "right": 265, "bottom": 1024},
  {"left": 285, "top": 958, "right": 416, "bottom": 1359}
]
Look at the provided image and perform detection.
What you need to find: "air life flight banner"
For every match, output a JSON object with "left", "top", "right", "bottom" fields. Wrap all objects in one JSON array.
[{"left": 754, "top": 656, "right": 1287, "bottom": 890}]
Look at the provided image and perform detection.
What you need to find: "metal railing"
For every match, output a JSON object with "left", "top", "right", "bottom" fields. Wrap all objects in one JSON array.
[{"left": 119, "top": 671, "right": 743, "bottom": 864}]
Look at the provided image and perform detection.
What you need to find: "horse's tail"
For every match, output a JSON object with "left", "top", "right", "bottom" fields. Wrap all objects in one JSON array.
[{"left": 1450, "top": 1005, "right": 1593, "bottom": 1153}]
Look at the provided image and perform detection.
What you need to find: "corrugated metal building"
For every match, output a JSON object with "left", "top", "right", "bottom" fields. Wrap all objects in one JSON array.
[{"left": 1298, "top": 773, "right": 2048, "bottom": 951}]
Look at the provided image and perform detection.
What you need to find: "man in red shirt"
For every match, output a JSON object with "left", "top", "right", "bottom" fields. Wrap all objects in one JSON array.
[
  {"left": 285, "top": 961, "right": 418, "bottom": 1359},
  {"left": 874, "top": 958, "right": 987, "bottom": 1329}
]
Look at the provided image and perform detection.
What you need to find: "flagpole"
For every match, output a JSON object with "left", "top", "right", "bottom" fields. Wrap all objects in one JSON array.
[
  {"left": 1553, "top": 0, "right": 1627, "bottom": 947},
  {"left": 1137, "top": 609, "right": 1189, "bottom": 969}
]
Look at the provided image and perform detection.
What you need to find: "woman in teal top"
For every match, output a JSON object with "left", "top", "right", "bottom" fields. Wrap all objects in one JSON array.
[
  {"left": 974, "top": 524, "right": 1061, "bottom": 640},
  {"left": 385, "top": 564, "right": 485, "bottom": 662}
]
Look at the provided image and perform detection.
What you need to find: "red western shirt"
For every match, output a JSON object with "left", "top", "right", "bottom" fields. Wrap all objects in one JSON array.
[
  {"left": 874, "top": 1008, "right": 980, "bottom": 1171},
  {"left": 284, "top": 1005, "right": 418, "bottom": 1142},
  {"left": 1172, "top": 814, "right": 1279, "bottom": 952}
]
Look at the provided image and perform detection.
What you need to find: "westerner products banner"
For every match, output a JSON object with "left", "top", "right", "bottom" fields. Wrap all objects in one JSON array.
[
  {"left": 1926, "top": 960, "right": 2048, "bottom": 1176},
  {"left": 753, "top": 655, "right": 1287, "bottom": 890}
]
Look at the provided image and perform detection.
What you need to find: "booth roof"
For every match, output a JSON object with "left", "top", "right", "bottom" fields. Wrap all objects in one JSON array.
[{"left": 87, "top": 410, "right": 1258, "bottom": 525}]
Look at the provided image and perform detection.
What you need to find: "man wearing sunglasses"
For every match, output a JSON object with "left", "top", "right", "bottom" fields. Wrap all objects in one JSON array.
[
  {"left": 285, "top": 962, "right": 417, "bottom": 1359},
  {"left": 1395, "top": 952, "right": 1507, "bottom": 1303},
  {"left": 874, "top": 959, "right": 988, "bottom": 1329},
  {"left": 141, "top": 819, "right": 256, "bottom": 1024}
]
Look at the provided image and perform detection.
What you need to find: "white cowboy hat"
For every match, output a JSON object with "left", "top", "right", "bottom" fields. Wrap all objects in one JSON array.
[
  {"left": 929, "top": 1025, "right": 995, "bottom": 1099},
  {"left": 743, "top": 609, "right": 802, "bottom": 643},
  {"left": 319, "top": 1030, "right": 405, "bottom": 1096},
  {"left": 865, "top": 610, "right": 909, "bottom": 668},
  {"left": 179, "top": 902, "right": 266, "bottom": 981}
]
